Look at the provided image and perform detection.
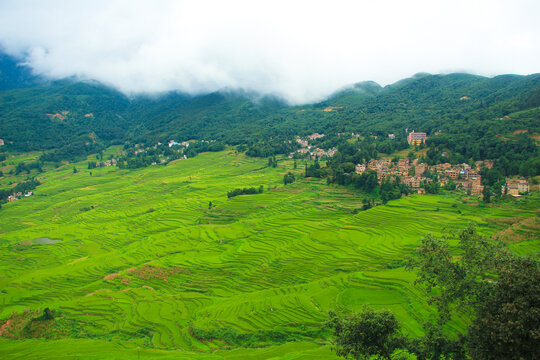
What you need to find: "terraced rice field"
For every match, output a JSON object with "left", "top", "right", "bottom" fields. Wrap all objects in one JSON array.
[{"left": 0, "top": 150, "right": 538, "bottom": 359}]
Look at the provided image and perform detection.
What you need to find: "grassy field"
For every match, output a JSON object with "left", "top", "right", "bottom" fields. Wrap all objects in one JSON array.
[{"left": 0, "top": 149, "right": 538, "bottom": 359}]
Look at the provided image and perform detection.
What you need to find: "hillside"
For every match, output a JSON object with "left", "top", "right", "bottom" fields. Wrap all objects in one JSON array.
[
  {"left": 0, "top": 150, "right": 537, "bottom": 359},
  {"left": 0, "top": 59, "right": 539, "bottom": 359},
  {"left": 0, "top": 52, "right": 42, "bottom": 91},
  {"left": 1, "top": 66, "right": 539, "bottom": 157}
]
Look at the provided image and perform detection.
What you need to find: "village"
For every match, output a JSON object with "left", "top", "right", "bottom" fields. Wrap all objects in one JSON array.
[
  {"left": 293, "top": 133, "right": 338, "bottom": 158},
  {"left": 292, "top": 131, "right": 530, "bottom": 197},
  {"left": 5, "top": 191, "right": 33, "bottom": 203},
  {"left": 1, "top": 132, "right": 532, "bottom": 205},
  {"left": 91, "top": 139, "right": 197, "bottom": 168}
]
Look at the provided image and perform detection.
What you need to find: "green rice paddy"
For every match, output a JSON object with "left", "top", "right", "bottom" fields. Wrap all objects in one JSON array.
[{"left": 0, "top": 150, "right": 538, "bottom": 359}]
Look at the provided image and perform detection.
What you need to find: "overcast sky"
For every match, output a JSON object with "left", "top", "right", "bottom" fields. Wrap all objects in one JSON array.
[{"left": 0, "top": 0, "right": 538, "bottom": 104}]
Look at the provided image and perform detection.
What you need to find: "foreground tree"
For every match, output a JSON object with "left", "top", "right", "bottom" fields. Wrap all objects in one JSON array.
[
  {"left": 406, "top": 322, "right": 465, "bottom": 360},
  {"left": 327, "top": 307, "right": 406, "bottom": 360},
  {"left": 411, "top": 225, "right": 540, "bottom": 359},
  {"left": 467, "top": 256, "right": 540, "bottom": 359}
]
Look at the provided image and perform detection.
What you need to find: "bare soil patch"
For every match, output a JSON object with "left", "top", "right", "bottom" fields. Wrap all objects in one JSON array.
[{"left": 127, "top": 265, "right": 188, "bottom": 282}]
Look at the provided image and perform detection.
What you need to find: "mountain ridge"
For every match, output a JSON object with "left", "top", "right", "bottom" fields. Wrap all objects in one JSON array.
[{"left": 0, "top": 57, "right": 538, "bottom": 163}]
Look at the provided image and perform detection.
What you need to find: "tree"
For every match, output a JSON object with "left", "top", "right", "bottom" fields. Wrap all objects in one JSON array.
[
  {"left": 362, "top": 197, "right": 374, "bottom": 210},
  {"left": 283, "top": 172, "right": 295, "bottom": 185},
  {"left": 42, "top": 307, "right": 54, "bottom": 320},
  {"left": 407, "top": 321, "right": 465, "bottom": 360},
  {"left": 482, "top": 186, "right": 491, "bottom": 203},
  {"left": 410, "top": 226, "right": 540, "bottom": 359},
  {"left": 467, "top": 256, "right": 540, "bottom": 360},
  {"left": 327, "top": 307, "right": 406, "bottom": 360}
]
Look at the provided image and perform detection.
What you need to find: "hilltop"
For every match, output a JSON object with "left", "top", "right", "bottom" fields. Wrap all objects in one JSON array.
[{"left": 0, "top": 51, "right": 538, "bottom": 158}]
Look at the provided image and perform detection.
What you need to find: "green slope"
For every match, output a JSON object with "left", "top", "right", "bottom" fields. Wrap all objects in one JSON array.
[{"left": 0, "top": 150, "right": 537, "bottom": 358}]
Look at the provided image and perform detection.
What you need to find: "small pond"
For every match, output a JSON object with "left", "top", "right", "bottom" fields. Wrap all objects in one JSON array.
[{"left": 34, "top": 237, "right": 62, "bottom": 244}]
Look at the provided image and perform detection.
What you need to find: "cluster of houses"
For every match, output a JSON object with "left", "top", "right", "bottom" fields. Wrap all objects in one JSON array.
[
  {"left": 168, "top": 140, "right": 191, "bottom": 148},
  {"left": 6, "top": 191, "right": 33, "bottom": 203},
  {"left": 355, "top": 158, "right": 489, "bottom": 195},
  {"left": 504, "top": 177, "right": 530, "bottom": 196},
  {"left": 292, "top": 134, "right": 338, "bottom": 159},
  {"left": 289, "top": 131, "right": 531, "bottom": 197},
  {"left": 355, "top": 157, "right": 530, "bottom": 196},
  {"left": 0, "top": 138, "right": 4, "bottom": 146},
  {"left": 135, "top": 140, "right": 192, "bottom": 155},
  {"left": 121, "top": 139, "right": 215, "bottom": 165},
  {"left": 96, "top": 158, "right": 118, "bottom": 167}
]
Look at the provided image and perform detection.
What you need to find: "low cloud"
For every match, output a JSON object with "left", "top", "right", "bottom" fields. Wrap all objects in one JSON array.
[{"left": 1, "top": 0, "right": 539, "bottom": 104}]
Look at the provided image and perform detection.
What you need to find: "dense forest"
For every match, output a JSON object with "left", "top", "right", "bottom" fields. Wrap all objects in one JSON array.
[{"left": 0, "top": 52, "right": 538, "bottom": 177}]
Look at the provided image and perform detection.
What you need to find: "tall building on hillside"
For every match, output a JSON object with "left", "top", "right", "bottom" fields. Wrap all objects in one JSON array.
[
  {"left": 0, "top": 138, "right": 4, "bottom": 146},
  {"left": 407, "top": 131, "right": 427, "bottom": 145}
]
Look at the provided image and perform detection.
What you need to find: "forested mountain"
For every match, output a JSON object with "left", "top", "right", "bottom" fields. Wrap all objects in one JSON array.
[
  {"left": 0, "top": 54, "right": 538, "bottom": 165},
  {"left": 0, "top": 52, "right": 42, "bottom": 91}
]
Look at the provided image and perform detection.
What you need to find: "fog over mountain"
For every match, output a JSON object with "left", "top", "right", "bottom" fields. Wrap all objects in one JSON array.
[{"left": 0, "top": 0, "right": 539, "bottom": 104}]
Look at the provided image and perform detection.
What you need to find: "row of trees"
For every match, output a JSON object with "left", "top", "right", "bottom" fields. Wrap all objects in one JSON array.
[{"left": 227, "top": 186, "right": 264, "bottom": 198}]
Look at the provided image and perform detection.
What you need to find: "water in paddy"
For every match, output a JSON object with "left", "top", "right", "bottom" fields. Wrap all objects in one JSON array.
[{"left": 34, "top": 237, "right": 62, "bottom": 244}]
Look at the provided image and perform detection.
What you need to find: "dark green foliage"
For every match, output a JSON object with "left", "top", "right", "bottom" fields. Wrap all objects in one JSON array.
[
  {"left": 41, "top": 308, "right": 54, "bottom": 321},
  {"left": 361, "top": 197, "right": 375, "bottom": 210},
  {"left": 519, "top": 156, "right": 540, "bottom": 177},
  {"left": 0, "top": 71, "right": 539, "bottom": 172},
  {"left": 0, "top": 177, "right": 40, "bottom": 202},
  {"left": 15, "top": 161, "right": 42, "bottom": 174},
  {"left": 267, "top": 155, "right": 278, "bottom": 168},
  {"left": 379, "top": 178, "right": 408, "bottom": 203},
  {"left": 305, "top": 160, "right": 323, "bottom": 178},
  {"left": 410, "top": 226, "right": 540, "bottom": 359},
  {"left": 227, "top": 186, "right": 263, "bottom": 198},
  {"left": 482, "top": 186, "right": 491, "bottom": 203},
  {"left": 467, "top": 256, "right": 540, "bottom": 360},
  {"left": 189, "top": 325, "right": 317, "bottom": 348},
  {"left": 248, "top": 140, "right": 298, "bottom": 158},
  {"left": 0, "top": 53, "right": 42, "bottom": 91},
  {"left": 327, "top": 307, "right": 407, "bottom": 360},
  {"left": 283, "top": 172, "right": 295, "bottom": 185},
  {"left": 406, "top": 322, "right": 465, "bottom": 360},
  {"left": 411, "top": 226, "right": 504, "bottom": 320},
  {"left": 422, "top": 181, "right": 440, "bottom": 194},
  {"left": 443, "top": 179, "right": 456, "bottom": 190}
]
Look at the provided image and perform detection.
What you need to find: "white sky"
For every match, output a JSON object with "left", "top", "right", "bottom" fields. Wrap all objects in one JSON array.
[{"left": 0, "top": 0, "right": 539, "bottom": 104}]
